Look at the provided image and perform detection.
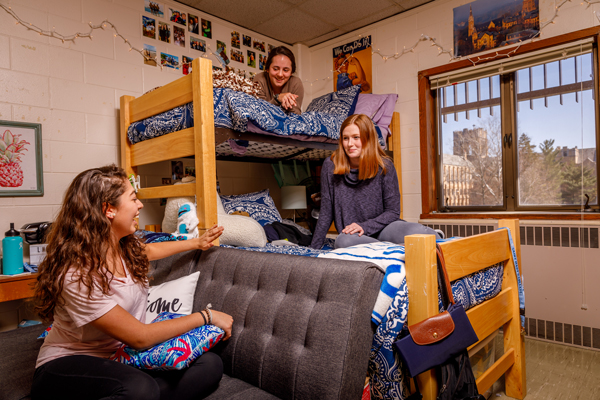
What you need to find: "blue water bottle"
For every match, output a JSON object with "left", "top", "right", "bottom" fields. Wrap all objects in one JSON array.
[{"left": 2, "top": 223, "right": 24, "bottom": 275}]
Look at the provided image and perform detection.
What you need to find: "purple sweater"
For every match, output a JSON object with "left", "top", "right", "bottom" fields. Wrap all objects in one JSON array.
[{"left": 310, "top": 157, "right": 401, "bottom": 249}]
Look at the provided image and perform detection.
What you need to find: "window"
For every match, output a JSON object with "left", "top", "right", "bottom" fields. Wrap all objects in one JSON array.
[{"left": 432, "top": 41, "right": 598, "bottom": 212}]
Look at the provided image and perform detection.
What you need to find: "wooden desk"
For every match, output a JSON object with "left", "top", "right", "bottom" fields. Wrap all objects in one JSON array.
[{"left": 0, "top": 273, "right": 37, "bottom": 303}]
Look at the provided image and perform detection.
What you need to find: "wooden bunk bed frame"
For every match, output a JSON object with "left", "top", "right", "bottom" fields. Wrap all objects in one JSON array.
[
  {"left": 405, "top": 219, "right": 526, "bottom": 400},
  {"left": 119, "top": 58, "right": 525, "bottom": 399},
  {"left": 119, "top": 57, "right": 403, "bottom": 233}
]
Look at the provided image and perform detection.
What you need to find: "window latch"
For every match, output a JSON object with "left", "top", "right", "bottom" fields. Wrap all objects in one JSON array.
[{"left": 503, "top": 134, "right": 512, "bottom": 148}]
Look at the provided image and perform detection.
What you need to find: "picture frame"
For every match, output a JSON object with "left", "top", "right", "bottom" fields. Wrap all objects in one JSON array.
[{"left": 0, "top": 120, "right": 43, "bottom": 197}]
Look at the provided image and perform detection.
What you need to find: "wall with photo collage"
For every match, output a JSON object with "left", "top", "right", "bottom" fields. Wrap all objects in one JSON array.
[{"left": 142, "top": 0, "right": 284, "bottom": 78}]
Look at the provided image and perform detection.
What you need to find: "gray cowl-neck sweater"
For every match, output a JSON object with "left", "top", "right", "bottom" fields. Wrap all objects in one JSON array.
[{"left": 310, "top": 157, "right": 401, "bottom": 249}]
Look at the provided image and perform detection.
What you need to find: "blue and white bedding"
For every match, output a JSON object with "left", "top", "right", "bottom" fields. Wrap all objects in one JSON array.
[
  {"left": 319, "top": 241, "right": 503, "bottom": 399},
  {"left": 143, "top": 232, "right": 507, "bottom": 400},
  {"left": 127, "top": 85, "right": 372, "bottom": 145}
]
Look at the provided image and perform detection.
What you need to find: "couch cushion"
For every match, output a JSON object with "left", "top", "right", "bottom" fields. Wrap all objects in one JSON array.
[{"left": 0, "top": 324, "right": 48, "bottom": 400}]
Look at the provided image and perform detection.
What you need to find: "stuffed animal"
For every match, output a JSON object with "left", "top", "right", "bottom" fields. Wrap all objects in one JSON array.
[{"left": 173, "top": 203, "right": 199, "bottom": 239}]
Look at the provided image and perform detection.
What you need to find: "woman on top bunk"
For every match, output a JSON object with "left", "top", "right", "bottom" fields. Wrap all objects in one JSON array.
[
  {"left": 253, "top": 46, "right": 304, "bottom": 115},
  {"left": 310, "top": 114, "right": 442, "bottom": 249}
]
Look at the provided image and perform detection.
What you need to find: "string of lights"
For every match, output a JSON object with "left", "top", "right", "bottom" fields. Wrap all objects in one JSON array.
[
  {"left": 3, "top": 0, "right": 600, "bottom": 79},
  {"left": 0, "top": 3, "right": 224, "bottom": 70}
]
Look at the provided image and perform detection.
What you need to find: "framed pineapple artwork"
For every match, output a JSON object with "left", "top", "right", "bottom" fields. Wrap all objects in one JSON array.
[{"left": 0, "top": 121, "right": 43, "bottom": 196}]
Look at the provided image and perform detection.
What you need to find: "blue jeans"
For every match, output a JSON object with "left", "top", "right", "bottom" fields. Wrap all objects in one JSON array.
[
  {"left": 334, "top": 220, "right": 438, "bottom": 249},
  {"left": 31, "top": 353, "right": 223, "bottom": 400}
]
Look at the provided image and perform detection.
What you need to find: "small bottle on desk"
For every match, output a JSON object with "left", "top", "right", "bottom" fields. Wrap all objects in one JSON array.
[{"left": 2, "top": 223, "right": 24, "bottom": 275}]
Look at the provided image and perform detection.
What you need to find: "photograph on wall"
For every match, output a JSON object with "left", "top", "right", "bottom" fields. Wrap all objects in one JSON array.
[
  {"left": 258, "top": 54, "right": 266, "bottom": 70},
  {"left": 173, "top": 26, "right": 185, "bottom": 47},
  {"left": 182, "top": 55, "right": 193, "bottom": 75},
  {"left": 453, "top": 0, "right": 539, "bottom": 58},
  {"left": 253, "top": 39, "right": 265, "bottom": 52},
  {"left": 268, "top": 44, "right": 274, "bottom": 54},
  {"left": 188, "top": 13, "right": 199, "bottom": 34},
  {"left": 216, "top": 40, "right": 230, "bottom": 66},
  {"left": 247, "top": 50, "right": 256, "bottom": 68},
  {"left": 0, "top": 121, "right": 43, "bottom": 196},
  {"left": 231, "top": 31, "right": 240, "bottom": 49},
  {"left": 158, "top": 22, "right": 170, "bottom": 43},
  {"left": 190, "top": 36, "right": 206, "bottom": 52},
  {"left": 243, "top": 35, "right": 251, "bottom": 47},
  {"left": 332, "top": 35, "right": 372, "bottom": 93},
  {"left": 143, "top": 44, "right": 157, "bottom": 66},
  {"left": 144, "top": 0, "right": 164, "bottom": 17},
  {"left": 161, "top": 52, "right": 179, "bottom": 69},
  {"left": 231, "top": 49, "right": 243, "bottom": 63},
  {"left": 201, "top": 18, "right": 212, "bottom": 39},
  {"left": 142, "top": 16, "right": 155, "bottom": 39},
  {"left": 171, "top": 161, "right": 183, "bottom": 181},
  {"left": 169, "top": 8, "right": 186, "bottom": 26},
  {"left": 184, "top": 166, "right": 196, "bottom": 177}
]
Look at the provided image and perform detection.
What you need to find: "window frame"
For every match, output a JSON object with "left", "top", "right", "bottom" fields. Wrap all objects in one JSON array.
[{"left": 418, "top": 26, "right": 600, "bottom": 220}]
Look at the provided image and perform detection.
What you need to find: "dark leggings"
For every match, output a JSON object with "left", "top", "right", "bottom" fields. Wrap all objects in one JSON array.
[
  {"left": 31, "top": 353, "right": 223, "bottom": 400},
  {"left": 335, "top": 220, "right": 439, "bottom": 249}
]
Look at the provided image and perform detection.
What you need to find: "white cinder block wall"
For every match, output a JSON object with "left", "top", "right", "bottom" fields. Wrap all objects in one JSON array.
[
  {"left": 0, "top": 0, "right": 288, "bottom": 330},
  {"left": 303, "top": 0, "right": 600, "bottom": 348}
]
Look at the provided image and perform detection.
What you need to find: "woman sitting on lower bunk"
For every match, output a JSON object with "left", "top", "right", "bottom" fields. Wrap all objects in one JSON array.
[
  {"left": 31, "top": 165, "right": 232, "bottom": 400},
  {"left": 310, "top": 114, "right": 441, "bottom": 249}
]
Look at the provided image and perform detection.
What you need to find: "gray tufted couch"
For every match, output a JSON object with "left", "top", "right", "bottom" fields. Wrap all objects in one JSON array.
[{"left": 0, "top": 246, "right": 383, "bottom": 400}]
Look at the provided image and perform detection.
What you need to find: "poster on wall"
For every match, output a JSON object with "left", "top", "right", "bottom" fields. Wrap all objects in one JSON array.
[
  {"left": 144, "top": 0, "right": 163, "bottom": 17},
  {"left": 142, "top": 16, "right": 155, "bottom": 39},
  {"left": 453, "top": 0, "right": 539, "bottom": 58},
  {"left": 332, "top": 35, "right": 372, "bottom": 93},
  {"left": 190, "top": 36, "right": 206, "bottom": 52},
  {"left": 0, "top": 121, "right": 43, "bottom": 197},
  {"left": 188, "top": 13, "right": 199, "bottom": 34},
  {"left": 173, "top": 26, "right": 185, "bottom": 47},
  {"left": 143, "top": 44, "right": 157, "bottom": 66},
  {"left": 231, "top": 31, "right": 240, "bottom": 49}
]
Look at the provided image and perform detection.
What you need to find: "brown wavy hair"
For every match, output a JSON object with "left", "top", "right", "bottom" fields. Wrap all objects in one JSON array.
[
  {"left": 34, "top": 165, "right": 149, "bottom": 322},
  {"left": 332, "top": 114, "right": 389, "bottom": 180}
]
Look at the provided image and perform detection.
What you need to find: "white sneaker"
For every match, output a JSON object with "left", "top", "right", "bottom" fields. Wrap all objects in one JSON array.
[{"left": 434, "top": 229, "right": 445, "bottom": 239}]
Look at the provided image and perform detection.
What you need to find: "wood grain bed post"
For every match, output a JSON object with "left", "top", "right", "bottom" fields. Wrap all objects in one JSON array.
[
  {"left": 390, "top": 112, "right": 403, "bottom": 220},
  {"left": 191, "top": 58, "right": 218, "bottom": 242},
  {"left": 497, "top": 219, "right": 526, "bottom": 399},
  {"left": 404, "top": 233, "right": 438, "bottom": 400},
  {"left": 120, "top": 95, "right": 136, "bottom": 177}
]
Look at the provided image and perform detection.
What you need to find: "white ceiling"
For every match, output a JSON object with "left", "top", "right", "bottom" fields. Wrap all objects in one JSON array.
[{"left": 176, "top": 0, "right": 434, "bottom": 47}]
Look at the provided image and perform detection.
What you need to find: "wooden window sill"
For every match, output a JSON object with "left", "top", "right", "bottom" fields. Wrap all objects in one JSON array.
[{"left": 420, "top": 212, "right": 600, "bottom": 221}]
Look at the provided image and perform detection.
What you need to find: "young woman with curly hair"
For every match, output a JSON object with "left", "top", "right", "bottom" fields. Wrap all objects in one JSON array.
[
  {"left": 31, "top": 165, "right": 232, "bottom": 400},
  {"left": 310, "top": 114, "right": 441, "bottom": 249}
]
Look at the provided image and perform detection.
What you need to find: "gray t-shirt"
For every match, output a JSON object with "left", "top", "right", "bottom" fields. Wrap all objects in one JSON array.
[{"left": 310, "top": 157, "right": 401, "bottom": 249}]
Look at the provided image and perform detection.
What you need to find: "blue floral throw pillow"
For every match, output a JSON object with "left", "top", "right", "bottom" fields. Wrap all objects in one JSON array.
[
  {"left": 220, "top": 189, "right": 282, "bottom": 227},
  {"left": 305, "top": 85, "right": 362, "bottom": 116},
  {"left": 110, "top": 312, "right": 224, "bottom": 371}
]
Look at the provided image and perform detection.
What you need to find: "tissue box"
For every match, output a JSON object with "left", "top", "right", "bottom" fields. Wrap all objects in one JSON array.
[{"left": 29, "top": 244, "right": 48, "bottom": 266}]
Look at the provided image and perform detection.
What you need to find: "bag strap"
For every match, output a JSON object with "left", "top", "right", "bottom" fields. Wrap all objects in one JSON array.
[{"left": 436, "top": 244, "right": 455, "bottom": 308}]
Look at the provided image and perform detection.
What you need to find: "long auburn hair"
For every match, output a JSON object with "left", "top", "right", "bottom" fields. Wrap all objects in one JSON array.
[
  {"left": 332, "top": 114, "right": 389, "bottom": 180},
  {"left": 34, "top": 165, "right": 149, "bottom": 322}
]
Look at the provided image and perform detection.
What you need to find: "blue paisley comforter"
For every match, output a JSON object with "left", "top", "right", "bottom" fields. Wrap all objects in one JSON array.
[
  {"left": 127, "top": 86, "right": 368, "bottom": 145},
  {"left": 143, "top": 232, "right": 506, "bottom": 400}
]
